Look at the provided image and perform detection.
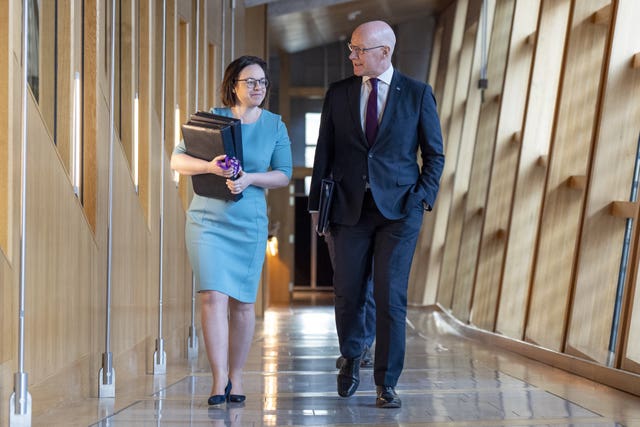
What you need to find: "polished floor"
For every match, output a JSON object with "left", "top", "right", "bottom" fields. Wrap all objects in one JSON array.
[{"left": 35, "top": 293, "right": 640, "bottom": 426}]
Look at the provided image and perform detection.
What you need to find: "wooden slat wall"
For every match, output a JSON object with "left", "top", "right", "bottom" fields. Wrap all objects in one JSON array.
[
  {"left": 410, "top": 20, "right": 448, "bottom": 304},
  {"left": 470, "top": 0, "right": 540, "bottom": 330},
  {"left": 449, "top": 0, "right": 515, "bottom": 321},
  {"left": 24, "top": 97, "right": 95, "bottom": 387},
  {"left": 567, "top": 0, "right": 640, "bottom": 364},
  {"left": 497, "top": 0, "right": 572, "bottom": 341},
  {"left": 438, "top": 12, "right": 481, "bottom": 308},
  {"left": 408, "top": 25, "right": 443, "bottom": 304},
  {"left": 0, "top": 0, "right": 263, "bottom": 421},
  {"left": 418, "top": 0, "right": 640, "bottom": 385},
  {"left": 524, "top": 0, "right": 610, "bottom": 350},
  {"left": 0, "top": 0, "right": 8, "bottom": 253},
  {"left": 626, "top": 210, "right": 640, "bottom": 372},
  {"left": 423, "top": 0, "right": 469, "bottom": 306},
  {"left": 0, "top": 0, "right": 12, "bottom": 373},
  {"left": 428, "top": 26, "right": 443, "bottom": 88},
  {"left": 408, "top": 22, "right": 444, "bottom": 305}
]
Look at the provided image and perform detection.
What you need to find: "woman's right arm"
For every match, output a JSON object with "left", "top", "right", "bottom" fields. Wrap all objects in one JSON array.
[{"left": 171, "top": 153, "right": 230, "bottom": 177}]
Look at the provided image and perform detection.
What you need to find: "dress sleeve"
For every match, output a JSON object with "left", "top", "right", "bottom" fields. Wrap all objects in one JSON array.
[
  {"left": 173, "top": 139, "right": 187, "bottom": 155},
  {"left": 270, "top": 116, "right": 293, "bottom": 179}
]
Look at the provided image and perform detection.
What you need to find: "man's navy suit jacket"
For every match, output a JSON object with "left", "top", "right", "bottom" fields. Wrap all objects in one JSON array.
[{"left": 309, "top": 70, "right": 445, "bottom": 225}]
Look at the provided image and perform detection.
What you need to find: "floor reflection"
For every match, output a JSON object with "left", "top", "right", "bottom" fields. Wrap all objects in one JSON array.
[{"left": 78, "top": 303, "right": 640, "bottom": 426}]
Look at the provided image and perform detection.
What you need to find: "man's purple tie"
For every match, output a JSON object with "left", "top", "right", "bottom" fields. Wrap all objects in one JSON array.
[{"left": 365, "top": 78, "right": 378, "bottom": 146}]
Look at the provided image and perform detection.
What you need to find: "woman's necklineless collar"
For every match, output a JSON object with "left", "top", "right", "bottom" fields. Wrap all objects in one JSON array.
[{"left": 232, "top": 106, "right": 262, "bottom": 124}]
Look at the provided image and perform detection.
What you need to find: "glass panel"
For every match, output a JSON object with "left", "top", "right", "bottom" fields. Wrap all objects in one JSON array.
[
  {"left": 27, "top": 0, "right": 84, "bottom": 198},
  {"left": 27, "top": 0, "right": 40, "bottom": 101},
  {"left": 29, "top": 0, "right": 57, "bottom": 140},
  {"left": 304, "top": 112, "right": 320, "bottom": 168}
]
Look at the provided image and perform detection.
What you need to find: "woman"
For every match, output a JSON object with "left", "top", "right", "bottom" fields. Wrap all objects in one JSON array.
[{"left": 171, "top": 55, "right": 292, "bottom": 405}]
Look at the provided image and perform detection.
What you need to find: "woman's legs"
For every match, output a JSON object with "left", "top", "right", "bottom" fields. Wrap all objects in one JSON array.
[
  {"left": 200, "top": 291, "right": 230, "bottom": 396},
  {"left": 227, "top": 299, "right": 255, "bottom": 395}
]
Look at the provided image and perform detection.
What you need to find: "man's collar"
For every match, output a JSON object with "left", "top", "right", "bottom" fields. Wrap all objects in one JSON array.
[{"left": 363, "top": 65, "right": 394, "bottom": 86}]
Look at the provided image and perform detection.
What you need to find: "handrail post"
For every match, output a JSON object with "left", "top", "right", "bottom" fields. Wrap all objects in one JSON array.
[
  {"left": 98, "top": 0, "right": 118, "bottom": 399},
  {"left": 154, "top": 0, "right": 168, "bottom": 376},
  {"left": 10, "top": 0, "right": 33, "bottom": 423}
]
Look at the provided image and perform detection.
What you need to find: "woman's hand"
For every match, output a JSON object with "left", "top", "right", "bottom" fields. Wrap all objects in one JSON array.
[
  {"left": 208, "top": 154, "right": 235, "bottom": 178},
  {"left": 227, "top": 170, "right": 251, "bottom": 194}
]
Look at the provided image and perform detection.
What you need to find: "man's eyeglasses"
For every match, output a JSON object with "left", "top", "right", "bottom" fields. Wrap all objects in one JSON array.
[
  {"left": 236, "top": 78, "right": 269, "bottom": 89},
  {"left": 348, "top": 42, "right": 385, "bottom": 56}
]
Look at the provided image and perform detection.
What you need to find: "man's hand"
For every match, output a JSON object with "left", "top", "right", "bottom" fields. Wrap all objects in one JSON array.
[{"left": 310, "top": 211, "right": 324, "bottom": 236}]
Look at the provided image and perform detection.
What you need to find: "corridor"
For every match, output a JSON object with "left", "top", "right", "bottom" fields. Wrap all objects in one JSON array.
[{"left": 34, "top": 300, "right": 640, "bottom": 426}]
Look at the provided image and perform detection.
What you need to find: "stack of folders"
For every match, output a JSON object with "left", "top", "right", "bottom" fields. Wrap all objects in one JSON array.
[
  {"left": 316, "top": 178, "right": 335, "bottom": 235},
  {"left": 180, "top": 111, "right": 244, "bottom": 201}
]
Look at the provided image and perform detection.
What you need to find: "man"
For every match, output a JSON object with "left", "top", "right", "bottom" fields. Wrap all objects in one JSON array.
[{"left": 308, "top": 20, "right": 444, "bottom": 408}]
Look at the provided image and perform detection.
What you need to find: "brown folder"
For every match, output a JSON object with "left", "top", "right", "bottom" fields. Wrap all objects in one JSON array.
[{"left": 180, "top": 112, "right": 243, "bottom": 201}]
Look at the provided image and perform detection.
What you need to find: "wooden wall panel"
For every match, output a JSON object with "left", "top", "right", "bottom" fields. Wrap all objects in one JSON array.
[
  {"left": 0, "top": 0, "right": 252, "bottom": 416},
  {"left": 408, "top": 24, "right": 443, "bottom": 304},
  {"left": 110, "top": 139, "right": 152, "bottom": 368},
  {"left": 23, "top": 101, "right": 95, "bottom": 385},
  {"left": 440, "top": 3, "right": 493, "bottom": 307},
  {"left": 428, "top": 26, "right": 443, "bottom": 88},
  {"left": 424, "top": 0, "right": 469, "bottom": 308},
  {"left": 451, "top": 0, "right": 515, "bottom": 321},
  {"left": 433, "top": 5, "right": 454, "bottom": 105},
  {"left": 497, "top": 0, "right": 571, "bottom": 340},
  {"left": 0, "top": 0, "right": 9, "bottom": 254},
  {"left": 83, "top": 0, "right": 98, "bottom": 232},
  {"left": 440, "top": 23, "right": 479, "bottom": 307},
  {"left": 0, "top": 260, "right": 11, "bottom": 364},
  {"left": 0, "top": 0, "right": 19, "bottom": 413},
  {"left": 57, "top": 0, "right": 78, "bottom": 177},
  {"left": 470, "top": 0, "right": 539, "bottom": 330},
  {"left": 245, "top": 4, "right": 267, "bottom": 59},
  {"left": 157, "top": 161, "right": 192, "bottom": 363},
  {"left": 626, "top": 225, "right": 640, "bottom": 371},
  {"left": 567, "top": 0, "right": 640, "bottom": 364},
  {"left": 0, "top": 54, "right": 13, "bottom": 363},
  {"left": 420, "top": 2, "right": 469, "bottom": 306},
  {"left": 523, "top": 0, "right": 610, "bottom": 349},
  {"left": 411, "top": 8, "right": 452, "bottom": 305}
]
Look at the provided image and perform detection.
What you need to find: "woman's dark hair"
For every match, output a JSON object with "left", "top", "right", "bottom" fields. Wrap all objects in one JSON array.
[{"left": 220, "top": 55, "right": 269, "bottom": 108}]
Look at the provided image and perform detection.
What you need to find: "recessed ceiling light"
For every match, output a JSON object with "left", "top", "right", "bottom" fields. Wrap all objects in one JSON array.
[{"left": 347, "top": 10, "right": 361, "bottom": 21}]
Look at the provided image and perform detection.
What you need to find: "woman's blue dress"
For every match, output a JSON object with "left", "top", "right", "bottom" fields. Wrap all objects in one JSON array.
[{"left": 174, "top": 107, "right": 292, "bottom": 303}]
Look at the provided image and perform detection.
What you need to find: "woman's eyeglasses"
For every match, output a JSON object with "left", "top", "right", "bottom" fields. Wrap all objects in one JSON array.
[{"left": 236, "top": 78, "right": 269, "bottom": 89}]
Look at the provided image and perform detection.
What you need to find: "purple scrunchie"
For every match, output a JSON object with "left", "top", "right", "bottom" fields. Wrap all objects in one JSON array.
[{"left": 216, "top": 155, "right": 241, "bottom": 178}]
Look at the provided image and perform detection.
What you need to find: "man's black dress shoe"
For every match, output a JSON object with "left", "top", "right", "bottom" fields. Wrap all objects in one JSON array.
[
  {"left": 337, "top": 357, "right": 360, "bottom": 397},
  {"left": 376, "top": 385, "right": 401, "bottom": 408}
]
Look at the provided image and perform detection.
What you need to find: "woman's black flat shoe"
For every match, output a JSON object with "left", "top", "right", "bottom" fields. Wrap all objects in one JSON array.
[
  {"left": 207, "top": 380, "right": 232, "bottom": 405},
  {"left": 228, "top": 394, "right": 246, "bottom": 403}
]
